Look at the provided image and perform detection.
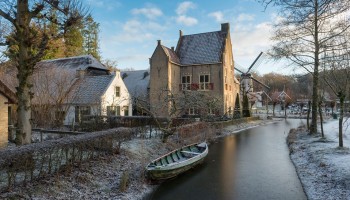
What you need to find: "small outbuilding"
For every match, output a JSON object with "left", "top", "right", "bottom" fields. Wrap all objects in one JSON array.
[{"left": 0, "top": 79, "right": 17, "bottom": 147}]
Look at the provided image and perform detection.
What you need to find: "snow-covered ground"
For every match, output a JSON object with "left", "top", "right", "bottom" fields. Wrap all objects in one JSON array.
[
  {"left": 0, "top": 119, "right": 274, "bottom": 199},
  {"left": 7, "top": 117, "right": 347, "bottom": 200},
  {"left": 289, "top": 118, "right": 350, "bottom": 200}
]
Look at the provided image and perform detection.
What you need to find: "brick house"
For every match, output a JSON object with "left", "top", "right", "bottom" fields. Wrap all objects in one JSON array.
[
  {"left": 0, "top": 80, "right": 16, "bottom": 147},
  {"left": 149, "top": 23, "right": 240, "bottom": 118}
]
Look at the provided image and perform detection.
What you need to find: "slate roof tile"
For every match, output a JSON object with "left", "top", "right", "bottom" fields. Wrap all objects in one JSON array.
[
  {"left": 177, "top": 31, "right": 227, "bottom": 65},
  {"left": 36, "top": 55, "right": 108, "bottom": 72},
  {"left": 161, "top": 46, "right": 180, "bottom": 64},
  {"left": 69, "top": 75, "right": 115, "bottom": 104}
]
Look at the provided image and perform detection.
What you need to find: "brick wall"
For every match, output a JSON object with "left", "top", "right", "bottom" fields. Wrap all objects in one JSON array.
[{"left": 0, "top": 94, "right": 8, "bottom": 148}]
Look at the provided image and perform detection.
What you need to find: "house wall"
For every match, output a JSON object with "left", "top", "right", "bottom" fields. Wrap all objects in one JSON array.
[
  {"left": 222, "top": 33, "right": 240, "bottom": 116},
  {"left": 179, "top": 64, "right": 223, "bottom": 113},
  {"left": 149, "top": 24, "right": 240, "bottom": 117},
  {"left": 64, "top": 106, "right": 75, "bottom": 126},
  {"left": 0, "top": 94, "right": 8, "bottom": 148},
  {"left": 101, "top": 72, "right": 132, "bottom": 116},
  {"left": 63, "top": 105, "right": 101, "bottom": 126},
  {"left": 150, "top": 44, "right": 170, "bottom": 117}
]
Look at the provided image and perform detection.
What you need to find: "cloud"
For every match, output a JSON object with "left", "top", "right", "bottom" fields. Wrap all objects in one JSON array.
[
  {"left": 131, "top": 7, "right": 163, "bottom": 20},
  {"left": 231, "top": 21, "right": 273, "bottom": 60},
  {"left": 175, "top": 1, "right": 198, "bottom": 26},
  {"left": 208, "top": 11, "right": 224, "bottom": 22},
  {"left": 237, "top": 13, "right": 255, "bottom": 22},
  {"left": 86, "top": 0, "right": 121, "bottom": 11},
  {"left": 176, "top": 15, "right": 198, "bottom": 26},
  {"left": 108, "top": 19, "right": 165, "bottom": 44},
  {"left": 176, "top": 1, "right": 196, "bottom": 15}
]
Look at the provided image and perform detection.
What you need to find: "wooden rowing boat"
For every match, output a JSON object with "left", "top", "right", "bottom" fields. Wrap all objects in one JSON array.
[{"left": 145, "top": 142, "right": 208, "bottom": 181}]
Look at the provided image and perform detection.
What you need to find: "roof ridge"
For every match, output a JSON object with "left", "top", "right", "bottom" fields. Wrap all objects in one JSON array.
[
  {"left": 40, "top": 55, "right": 94, "bottom": 63},
  {"left": 182, "top": 30, "right": 222, "bottom": 37}
]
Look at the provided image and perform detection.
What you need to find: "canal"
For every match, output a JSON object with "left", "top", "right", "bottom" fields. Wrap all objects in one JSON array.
[{"left": 146, "top": 119, "right": 307, "bottom": 200}]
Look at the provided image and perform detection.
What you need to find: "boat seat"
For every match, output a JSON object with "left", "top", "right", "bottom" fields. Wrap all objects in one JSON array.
[
  {"left": 166, "top": 156, "right": 174, "bottom": 164},
  {"left": 176, "top": 151, "right": 183, "bottom": 159},
  {"left": 156, "top": 160, "right": 162, "bottom": 166},
  {"left": 161, "top": 158, "right": 168, "bottom": 165},
  {"left": 172, "top": 153, "right": 179, "bottom": 162},
  {"left": 181, "top": 150, "right": 201, "bottom": 155}
]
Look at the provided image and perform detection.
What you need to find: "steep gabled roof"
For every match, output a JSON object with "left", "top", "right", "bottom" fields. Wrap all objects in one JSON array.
[
  {"left": 121, "top": 70, "right": 150, "bottom": 98},
  {"left": 36, "top": 55, "right": 108, "bottom": 72},
  {"left": 161, "top": 46, "right": 180, "bottom": 64},
  {"left": 271, "top": 91, "right": 291, "bottom": 101},
  {"left": 68, "top": 75, "right": 115, "bottom": 105},
  {"left": 176, "top": 30, "right": 227, "bottom": 65}
]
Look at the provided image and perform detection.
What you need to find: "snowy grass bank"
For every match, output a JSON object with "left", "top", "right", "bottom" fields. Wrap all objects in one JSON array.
[
  {"left": 0, "top": 119, "right": 271, "bottom": 199},
  {"left": 288, "top": 118, "right": 350, "bottom": 200}
]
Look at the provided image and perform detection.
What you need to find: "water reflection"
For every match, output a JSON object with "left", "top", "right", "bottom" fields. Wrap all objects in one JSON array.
[
  {"left": 148, "top": 119, "right": 306, "bottom": 200},
  {"left": 220, "top": 137, "right": 237, "bottom": 199}
]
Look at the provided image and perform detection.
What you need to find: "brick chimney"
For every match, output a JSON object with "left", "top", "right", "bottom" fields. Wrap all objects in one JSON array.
[
  {"left": 171, "top": 46, "right": 175, "bottom": 51},
  {"left": 157, "top": 40, "right": 161, "bottom": 46},
  {"left": 179, "top": 30, "right": 183, "bottom": 37},
  {"left": 221, "top": 23, "right": 230, "bottom": 33}
]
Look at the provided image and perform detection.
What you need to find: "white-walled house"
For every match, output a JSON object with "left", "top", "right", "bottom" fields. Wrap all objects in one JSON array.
[
  {"left": 64, "top": 71, "right": 132, "bottom": 125},
  {"left": 33, "top": 55, "right": 132, "bottom": 126}
]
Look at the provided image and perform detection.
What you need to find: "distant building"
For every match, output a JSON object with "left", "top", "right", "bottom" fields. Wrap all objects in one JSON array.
[
  {"left": 121, "top": 70, "right": 150, "bottom": 115},
  {"left": 149, "top": 23, "right": 240, "bottom": 117}
]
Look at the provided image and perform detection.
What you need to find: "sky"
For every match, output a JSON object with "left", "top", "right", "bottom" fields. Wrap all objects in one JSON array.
[{"left": 85, "top": 0, "right": 298, "bottom": 75}]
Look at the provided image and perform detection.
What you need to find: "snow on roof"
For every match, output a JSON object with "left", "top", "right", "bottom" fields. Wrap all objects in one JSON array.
[
  {"left": 68, "top": 75, "right": 115, "bottom": 104},
  {"left": 36, "top": 55, "right": 108, "bottom": 72},
  {"left": 121, "top": 70, "right": 149, "bottom": 98}
]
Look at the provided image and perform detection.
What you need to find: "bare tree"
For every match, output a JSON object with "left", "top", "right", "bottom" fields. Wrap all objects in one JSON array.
[
  {"left": 322, "top": 33, "right": 350, "bottom": 147},
  {"left": 0, "top": 0, "right": 87, "bottom": 144},
  {"left": 260, "top": 0, "right": 350, "bottom": 134},
  {"left": 137, "top": 89, "right": 222, "bottom": 142},
  {"left": 31, "top": 66, "right": 77, "bottom": 128}
]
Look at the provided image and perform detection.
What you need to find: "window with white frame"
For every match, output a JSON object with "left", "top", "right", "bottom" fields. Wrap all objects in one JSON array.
[
  {"left": 123, "top": 106, "right": 129, "bottom": 116},
  {"left": 182, "top": 75, "right": 191, "bottom": 90},
  {"left": 107, "top": 106, "right": 116, "bottom": 116},
  {"left": 115, "top": 86, "right": 120, "bottom": 97},
  {"left": 188, "top": 108, "right": 196, "bottom": 115},
  {"left": 75, "top": 106, "right": 91, "bottom": 122},
  {"left": 199, "top": 74, "right": 210, "bottom": 90},
  {"left": 116, "top": 106, "right": 121, "bottom": 116}
]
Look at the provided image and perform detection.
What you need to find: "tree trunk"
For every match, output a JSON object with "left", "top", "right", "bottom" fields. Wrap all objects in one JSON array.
[
  {"left": 339, "top": 96, "right": 344, "bottom": 147},
  {"left": 15, "top": 0, "right": 32, "bottom": 145},
  {"left": 284, "top": 102, "right": 287, "bottom": 119},
  {"left": 307, "top": 101, "right": 311, "bottom": 131},
  {"left": 318, "top": 101, "right": 324, "bottom": 138},
  {"left": 310, "top": 0, "right": 319, "bottom": 135}
]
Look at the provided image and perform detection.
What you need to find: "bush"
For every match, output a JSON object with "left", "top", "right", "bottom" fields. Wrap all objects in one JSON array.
[{"left": 0, "top": 127, "right": 133, "bottom": 192}]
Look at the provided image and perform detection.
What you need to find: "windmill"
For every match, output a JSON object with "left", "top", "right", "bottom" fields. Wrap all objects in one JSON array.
[{"left": 234, "top": 52, "right": 270, "bottom": 117}]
